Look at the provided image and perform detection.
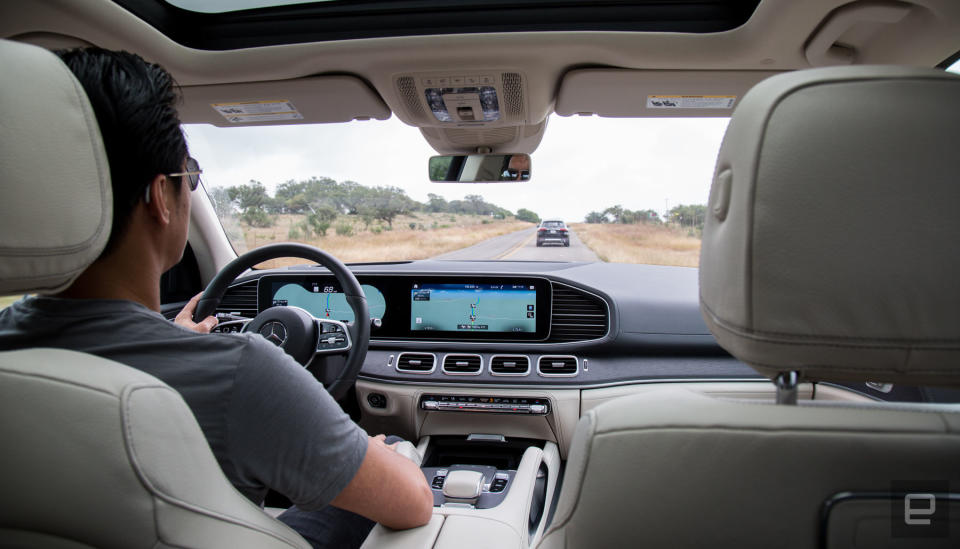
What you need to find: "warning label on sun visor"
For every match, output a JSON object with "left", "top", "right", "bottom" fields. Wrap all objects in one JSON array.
[
  {"left": 212, "top": 100, "right": 304, "bottom": 123},
  {"left": 646, "top": 95, "right": 736, "bottom": 109}
]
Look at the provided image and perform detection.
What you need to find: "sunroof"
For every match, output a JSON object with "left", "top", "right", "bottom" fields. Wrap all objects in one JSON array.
[
  {"left": 115, "top": 0, "right": 762, "bottom": 50},
  {"left": 166, "top": 0, "right": 337, "bottom": 14}
]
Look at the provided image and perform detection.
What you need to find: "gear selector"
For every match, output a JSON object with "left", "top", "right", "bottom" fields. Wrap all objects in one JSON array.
[{"left": 442, "top": 470, "right": 484, "bottom": 504}]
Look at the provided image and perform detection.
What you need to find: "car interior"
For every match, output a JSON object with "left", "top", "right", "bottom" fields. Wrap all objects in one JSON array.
[{"left": 1, "top": 0, "right": 960, "bottom": 548}]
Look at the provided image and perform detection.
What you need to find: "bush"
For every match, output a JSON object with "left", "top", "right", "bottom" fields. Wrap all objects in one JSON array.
[
  {"left": 335, "top": 223, "right": 353, "bottom": 236},
  {"left": 431, "top": 221, "right": 438, "bottom": 229},
  {"left": 240, "top": 208, "right": 274, "bottom": 228},
  {"left": 371, "top": 227, "right": 382, "bottom": 234},
  {"left": 515, "top": 208, "right": 540, "bottom": 223},
  {"left": 409, "top": 222, "right": 417, "bottom": 230},
  {"left": 287, "top": 226, "right": 302, "bottom": 239},
  {"left": 449, "top": 215, "right": 456, "bottom": 222},
  {"left": 481, "top": 219, "right": 491, "bottom": 224},
  {"left": 418, "top": 223, "right": 426, "bottom": 231}
]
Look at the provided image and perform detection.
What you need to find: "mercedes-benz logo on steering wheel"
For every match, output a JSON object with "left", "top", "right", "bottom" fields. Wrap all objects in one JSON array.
[{"left": 259, "top": 321, "right": 288, "bottom": 347}]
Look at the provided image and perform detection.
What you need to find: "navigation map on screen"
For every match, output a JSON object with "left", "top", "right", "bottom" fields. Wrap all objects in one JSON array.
[
  {"left": 410, "top": 283, "right": 536, "bottom": 333},
  {"left": 271, "top": 282, "right": 386, "bottom": 323}
]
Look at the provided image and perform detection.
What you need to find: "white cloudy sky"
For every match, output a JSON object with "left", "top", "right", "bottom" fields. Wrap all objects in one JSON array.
[{"left": 184, "top": 115, "right": 730, "bottom": 222}]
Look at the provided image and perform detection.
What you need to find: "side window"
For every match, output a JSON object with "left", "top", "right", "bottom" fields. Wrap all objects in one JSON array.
[
  {"left": 0, "top": 295, "right": 23, "bottom": 312},
  {"left": 160, "top": 244, "right": 202, "bottom": 305}
]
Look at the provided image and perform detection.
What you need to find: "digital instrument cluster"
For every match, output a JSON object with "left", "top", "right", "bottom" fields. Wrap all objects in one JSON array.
[{"left": 258, "top": 275, "right": 551, "bottom": 341}]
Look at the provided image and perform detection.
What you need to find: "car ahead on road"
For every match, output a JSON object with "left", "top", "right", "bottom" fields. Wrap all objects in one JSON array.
[
  {"left": 536, "top": 220, "right": 570, "bottom": 247},
  {"left": 2, "top": 1, "right": 960, "bottom": 548}
]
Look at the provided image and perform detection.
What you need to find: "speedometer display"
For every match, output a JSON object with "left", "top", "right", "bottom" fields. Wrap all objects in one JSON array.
[{"left": 267, "top": 281, "right": 386, "bottom": 323}]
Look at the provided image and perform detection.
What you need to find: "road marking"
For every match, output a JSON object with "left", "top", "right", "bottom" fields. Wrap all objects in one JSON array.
[{"left": 496, "top": 230, "right": 537, "bottom": 260}]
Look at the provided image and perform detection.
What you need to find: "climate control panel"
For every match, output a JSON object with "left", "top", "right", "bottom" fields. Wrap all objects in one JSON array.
[{"left": 419, "top": 394, "right": 549, "bottom": 415}]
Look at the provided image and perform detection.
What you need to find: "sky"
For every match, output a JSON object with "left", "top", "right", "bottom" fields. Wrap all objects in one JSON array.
[{"left": 185, "top": 114, "right": 729, "bottom": 223}]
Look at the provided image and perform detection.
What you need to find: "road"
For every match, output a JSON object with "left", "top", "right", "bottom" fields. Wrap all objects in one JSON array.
[{"left": 432, "top": 227, "right": 600, "bottom": 262}]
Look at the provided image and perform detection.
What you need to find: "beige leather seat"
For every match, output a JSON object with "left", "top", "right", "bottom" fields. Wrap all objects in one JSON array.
[
  {"left": 538, "top": 67, "right": 960, "bottom": 549},
  {"left": 0, "top": 39, "right": 309, "bottom": 548}
]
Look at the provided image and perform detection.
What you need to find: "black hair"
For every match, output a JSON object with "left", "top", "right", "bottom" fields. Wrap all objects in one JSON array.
[{"left": 55, "top": 48, "right": 188, "bottom": 255}]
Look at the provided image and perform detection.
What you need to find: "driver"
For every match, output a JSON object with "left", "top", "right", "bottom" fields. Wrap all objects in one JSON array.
[{"left": 0, "top": 48, "right": 433, "bottom": 548}]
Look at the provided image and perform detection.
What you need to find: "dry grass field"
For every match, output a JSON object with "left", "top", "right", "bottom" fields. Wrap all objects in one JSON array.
[
  {"left": 0, "top": 295, "right": 21, "bottom": 310},
  {"left": 571, "top": 222, "right": 701, "bottom": 267},
  {"left": 233, "top": 213, "right": 532, "bottom": 268}
]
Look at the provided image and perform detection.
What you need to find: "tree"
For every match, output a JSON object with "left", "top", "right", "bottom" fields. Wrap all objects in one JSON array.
[
  {"left": 669, "top": 204, "right": 707, "bottom": 229},
  {"left": 426, "top": 193, "right": 448, "bottom": 213},
  {"left": 305, "top": 205, "right": 338, "bottom": 236},
  {"left": 360, "top": 186, "right": 416, "bottom": 228},
  {"left": 516, "top": 208, "right": 540, "bottom": 223},
  {"left": 585, "top": 211, "right": 607, "bottom": 224},
  {"left": 602, "top": 205, "right": 625, "bottom": 223},
  {"left": 227, "top": 180, "right": 274, "bottom": 227}
]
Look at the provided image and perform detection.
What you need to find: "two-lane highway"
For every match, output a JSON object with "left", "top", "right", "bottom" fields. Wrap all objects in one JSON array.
[{"left": 433, "top": 226, "right": 599, "bottom": 261}]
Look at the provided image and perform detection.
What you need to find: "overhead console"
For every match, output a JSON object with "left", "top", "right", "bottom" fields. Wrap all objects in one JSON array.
[{"left": 257, "top": 274, "right": 554, "bottom": 342}]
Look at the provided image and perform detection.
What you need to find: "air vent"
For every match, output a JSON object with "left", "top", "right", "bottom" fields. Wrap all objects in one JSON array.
[
  {"left": 490, "top": 355, "right": 530, "bottom": 376},
  {"left": 217, "top": 280, "right": 258, "bottom": 318},
  {"left": 501, "top": 72, "right": 523, "bottom": 119},
  {"left": 548, "top": 283, "right": 609, "bottom": 342},
  {"left": 442, "top": 354, "right": 482, "bottom": 375},
  {"left": 396, "top": 352, "right": 436, "bottom": 374},
  {"left": 397, "top": 76, "right": 426, "bottom": 118},
  {"left": 537, "top": 356, "right": 578, "bottom": 377}
]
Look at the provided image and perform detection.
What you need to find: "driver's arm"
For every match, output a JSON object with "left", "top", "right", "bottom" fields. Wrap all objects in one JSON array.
[{"left": 331, "top": 435, "right": 434, "bottom": 529}]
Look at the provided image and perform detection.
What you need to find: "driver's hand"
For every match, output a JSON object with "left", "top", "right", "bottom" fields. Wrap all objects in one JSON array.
[
  {"left": 175, "top": 293, "right": 219, "bottom": 334},
  {"left": 373, "top": 434, "right": 400, "bottom": 451}
]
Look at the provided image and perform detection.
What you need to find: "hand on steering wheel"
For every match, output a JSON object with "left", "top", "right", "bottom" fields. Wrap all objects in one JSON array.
[{"left": 192, "top": 243, "right": 370, "bottom": 400}]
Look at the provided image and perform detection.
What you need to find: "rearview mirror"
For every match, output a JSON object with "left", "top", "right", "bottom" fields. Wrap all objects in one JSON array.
[{"left": 429, "top": 154, "right": 531, "bottom": 183}]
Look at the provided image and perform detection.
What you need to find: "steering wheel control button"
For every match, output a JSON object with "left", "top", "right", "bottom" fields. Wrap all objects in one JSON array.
[
  {"left": 419, "top": 394, "right": 549, "bottom": 415},
  {"left": 259, "top": 321, "right": 287, "bottom": 346},
  {"left": 367, "top": 393, "right": 387, "bottom": 409},
  {"left": 316, "top": 320, "right": 351, "bottom": 352}
]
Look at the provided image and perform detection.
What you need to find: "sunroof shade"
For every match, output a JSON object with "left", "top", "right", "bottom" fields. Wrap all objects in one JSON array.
[{"left": 116, "top": 0, "right": 762, "bottom": 50}]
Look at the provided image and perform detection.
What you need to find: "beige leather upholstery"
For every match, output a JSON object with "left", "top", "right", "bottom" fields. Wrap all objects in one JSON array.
[
  {"left": 0, "top": 39, "right": 309, "bottom": 547},
  {"left": 540, "top": 68, "right": 960, "bottom": 549},
  {"left": 0, "top": 349, "right": 309, "bottom": 548},
  {"left": 699, "top": 66, "right": 960, "bottom": 386},
  {"left": 538, "top": 388, "right": 960, "bottom": 549},
  {"left": 0, "top": 39, "right": 112, "bottom": 295}
]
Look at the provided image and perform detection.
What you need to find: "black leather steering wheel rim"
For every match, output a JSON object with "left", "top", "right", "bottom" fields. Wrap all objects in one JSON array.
[{"left": 194, "top": 243, "right": 370, "bottom": 400}]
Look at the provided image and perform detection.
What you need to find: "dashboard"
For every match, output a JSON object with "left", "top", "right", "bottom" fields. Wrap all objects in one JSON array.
[
  {"left": 208, "top": 259, "right": 957, "bottom": 431},
  {"left": 213, "top": 260, "right": 763, "bottom": 388}
]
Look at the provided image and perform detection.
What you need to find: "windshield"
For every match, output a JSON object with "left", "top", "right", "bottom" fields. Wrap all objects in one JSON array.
[{"left": 186, "top": 114, "right": 728, "bottom": 268}]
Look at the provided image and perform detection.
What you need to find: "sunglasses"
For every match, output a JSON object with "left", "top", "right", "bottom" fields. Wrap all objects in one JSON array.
[
  {"left": 145, "top": 157, "right": 203, "bottom": 204},
  {"left": 167, "top": 157, "right": 202, "bottom": 191}
]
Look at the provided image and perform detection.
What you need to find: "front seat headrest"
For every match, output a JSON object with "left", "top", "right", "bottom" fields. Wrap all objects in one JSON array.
[
  {"left": 0, "top": 39, "right": 112, "bottom": 295},
  {"left": 700, "top": 65, "right": 960, "bottom": 387}
]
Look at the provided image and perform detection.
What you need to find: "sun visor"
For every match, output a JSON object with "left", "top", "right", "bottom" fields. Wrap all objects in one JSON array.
[
  {"left": 178, "top": 76, "right": 391, "bottom": 126},
  {"left": 556, "top": 70, "right": 781, "bottom": 118}
]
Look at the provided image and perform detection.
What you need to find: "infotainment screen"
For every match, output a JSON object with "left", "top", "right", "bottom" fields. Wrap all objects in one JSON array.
[{"left": 410, "top": 283, "right": 537, "bottom": 333}]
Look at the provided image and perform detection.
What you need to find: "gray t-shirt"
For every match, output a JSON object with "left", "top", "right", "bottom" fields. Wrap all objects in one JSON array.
[{"left": 0, "top": 296, "right": 368, "bottom": 510}]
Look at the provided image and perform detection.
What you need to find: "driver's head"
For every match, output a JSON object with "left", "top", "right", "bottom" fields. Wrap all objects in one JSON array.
[{"left": 55, "top": 48, "right": 189, "bottom": 257}]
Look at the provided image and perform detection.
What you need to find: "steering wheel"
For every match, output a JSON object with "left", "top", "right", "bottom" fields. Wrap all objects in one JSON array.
[{"left": 192, "top": 243, "right": 370, "bottom": 400}]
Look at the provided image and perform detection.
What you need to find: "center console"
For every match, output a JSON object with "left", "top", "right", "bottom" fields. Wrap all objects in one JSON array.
[{"left": 360, "top": 435, "right": 561, "bottom": 549}]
